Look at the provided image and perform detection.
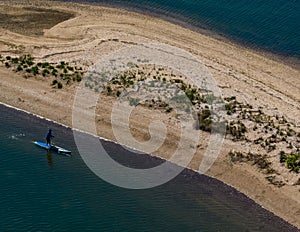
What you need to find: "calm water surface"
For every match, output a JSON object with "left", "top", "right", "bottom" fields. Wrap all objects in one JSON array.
[{"left": 0, "top": 105, "right": 298, "bottom": 231}]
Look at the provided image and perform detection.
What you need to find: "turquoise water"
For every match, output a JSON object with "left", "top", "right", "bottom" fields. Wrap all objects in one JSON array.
[
  {"left": 67, "top": 0, "right": 300, "bottom": 59},
  {"left": 0, "top": 105, "right": 298, "bottom": 231}
]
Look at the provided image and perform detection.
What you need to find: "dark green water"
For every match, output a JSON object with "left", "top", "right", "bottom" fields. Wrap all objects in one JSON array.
[
  {"left": 65, "top": 0, "right": 300, "bottom": 59},
  {"left": 0, "top": 104, "right": 298, "bottom": 231}
]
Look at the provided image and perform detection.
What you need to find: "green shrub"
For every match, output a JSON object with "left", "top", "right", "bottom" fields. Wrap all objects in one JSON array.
[
  {"left": 42, "top": 69, "right": 50, "bottom": 77},
  {"left": 286, "top": 154, "right": 300, "bottom": 172},
  {"left": 12, "top": 57, "right": 19, "bottom": 64},
  {"left": 280, "top": 152, "right": 300, "bottom": 173},
  {"left": 57, "top": 82, "right": 63, "bottom": 89},
  {"left": 26, "top": 60, "right": 34, "bottom": 66},
  {"left": 31, "top": 66, "right": 39, "bottom": 75},
  {"left": 67, "top": 66, "right": 74, "bottom": 71},
  {"left": 76, "top": 75, "right": 82, "bottom": 82},
  {"left": 51, "top": 69, "right": 57, "bottom": 77},
  {"left": 16, "top": 65, "right": 23, "bottom": 72},
  {"left": 41, "top": 62, "right": 49, "bottom": 68},
  {"left": 52, "top": 80, "right": 58, "bottom": 85}
]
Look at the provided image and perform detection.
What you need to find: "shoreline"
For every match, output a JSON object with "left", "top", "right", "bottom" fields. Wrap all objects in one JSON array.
[
  {"left": 60, "top": 0, "right": 300, "bottom": 70},
  {"left": 0, "top": 0, "right": 299, "bottom": 229},
  {"left": 1, "top": 101, "right": 298, "bottom": 231}
]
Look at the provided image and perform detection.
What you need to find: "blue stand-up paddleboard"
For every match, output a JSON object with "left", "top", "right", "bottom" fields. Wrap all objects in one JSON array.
[{"left": 34, "top": 141, "right": 71, "bottom": 155}]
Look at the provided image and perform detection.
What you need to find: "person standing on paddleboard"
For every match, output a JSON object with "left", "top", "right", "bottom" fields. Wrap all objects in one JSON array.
[{"left": 46, "top": 129, "right": 54, "bottom": 146}]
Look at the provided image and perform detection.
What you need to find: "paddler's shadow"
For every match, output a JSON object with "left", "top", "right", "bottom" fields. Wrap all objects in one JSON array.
[{"left": 46, "top": 150, "right": 54, "bottom": 168}]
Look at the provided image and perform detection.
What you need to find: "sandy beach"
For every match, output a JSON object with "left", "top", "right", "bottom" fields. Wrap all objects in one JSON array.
[{"left": 0, "top": 0, "right": 299, "bottom": 228}]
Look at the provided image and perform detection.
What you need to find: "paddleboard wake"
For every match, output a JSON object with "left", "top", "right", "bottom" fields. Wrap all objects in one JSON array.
[{"left": 34, "top": 141, "right": 71, "bottom": 155}]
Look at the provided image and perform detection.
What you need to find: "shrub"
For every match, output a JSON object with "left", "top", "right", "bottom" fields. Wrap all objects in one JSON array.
[
  {"left": 16, "top": 65, "right": 23, "bottom": 72},
  {"left": 51, "top": 69, "right": 57, "bottom": 77},
  {"left": 12, "top": 57, "right": 19, "bottom": 64},
  {"left": 286, "top": 154, "right": 300, "bottom": 172},
  {"left": 52, "top": 80, "right": 58, "bottom": 85},
  {"left": 165, "top": 107, "right": 172, "bottom": 113},
  {"left": 198, "top": 109, "right": 212, "bottom": 132},
  {"left": 280, "top": 152, "right": 300, "bottom": 173},
  {"left": 106, "top": 86, "right": 112, "bottom": 93},
  {"left": 42, "top": 69, "right": 50, "bottom": 77},
  {"left": 67, "top": 66, "right": 74, "bottom": 71},
  {"left": 31, "top": 66, "right": 39, "bottom": 75},
  {"left": 280, "top": 152, "right": 286, "bottom": 163},
  {"left": 174, "top": 79, "right": 183, "bottom": 83},
  {"left": 57, "top": 82, "right": 63, "bottom": 89},
  {"left": 41, "top": 62, "right": 49, "bottom": 68},
  {"left": 26, "top": 60, "right": 34, "bottom": 66},
  {"left": 76, "top": 75, "right": 82, "bottom": 82}
]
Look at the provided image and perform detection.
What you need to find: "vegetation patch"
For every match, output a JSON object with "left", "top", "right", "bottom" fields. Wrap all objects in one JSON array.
[
  {"left": 229, "top": 150, "right": 275, "bottom": 174},
  {"left": 0, "top": 53, "right": 85, "bottom": 89},
  {"left": 265, "top": 176, "right": 285, "bottom": 188},
  {"left": 280, "top": 151, "right": 300, "bottom": 173}
]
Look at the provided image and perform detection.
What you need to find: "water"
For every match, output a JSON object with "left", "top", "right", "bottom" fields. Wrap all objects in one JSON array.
[
  {"left": 0, "top": 104, "right": 298, "bottom": 231},
  {"left": 65, "top": 0, "right": 300, "bottom": 60}
]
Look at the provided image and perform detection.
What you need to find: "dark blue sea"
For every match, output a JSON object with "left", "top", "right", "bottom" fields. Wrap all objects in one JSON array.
[
  {"left": 65, "top": 0, "right": 300, "bottom": 61},
  {"left": 0, "top": 105, "right": 298, "bottom": 231}
]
